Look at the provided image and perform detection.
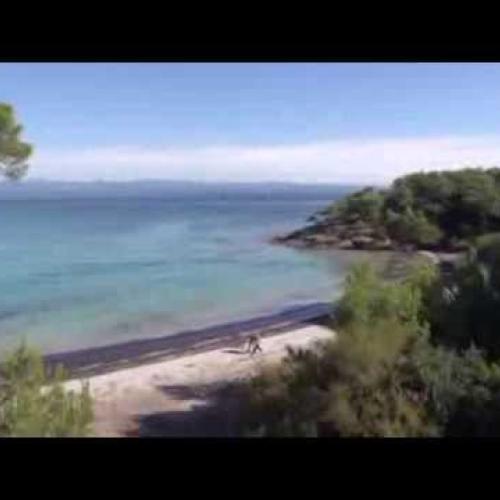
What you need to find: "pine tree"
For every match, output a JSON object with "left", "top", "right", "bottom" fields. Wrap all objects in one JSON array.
[{"left": 0, "top": 103, "right": 33, "bottom": 180}]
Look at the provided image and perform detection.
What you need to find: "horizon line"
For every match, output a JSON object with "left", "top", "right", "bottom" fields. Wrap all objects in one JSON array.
[{"left": 1, "top": 178, "right": 370, "bottom": 187}]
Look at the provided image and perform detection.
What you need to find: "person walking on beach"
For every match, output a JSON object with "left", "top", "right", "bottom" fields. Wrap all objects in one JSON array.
[{"left": 246, "top": 333, "right": 262, "bottom": 355}]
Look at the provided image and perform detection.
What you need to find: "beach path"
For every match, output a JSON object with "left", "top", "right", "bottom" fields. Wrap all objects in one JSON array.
[{"left": 64, "top": 324, "right": 334, "bottom": 437}]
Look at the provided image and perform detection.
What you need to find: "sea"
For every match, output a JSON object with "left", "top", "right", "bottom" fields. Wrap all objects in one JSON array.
[{"left": 0, "top": 181, "right": 362, "bottom": 354}]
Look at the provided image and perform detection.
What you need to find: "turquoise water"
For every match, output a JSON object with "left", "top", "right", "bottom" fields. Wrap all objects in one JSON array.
[{"left": 0, "top": 186, "right": 355, "bottom": 354}]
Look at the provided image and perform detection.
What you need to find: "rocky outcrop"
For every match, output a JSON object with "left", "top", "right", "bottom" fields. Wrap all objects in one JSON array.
[
  {"left": 273, "top": 219, "right": 397, "bottom": 251},
  {"left": 272, "top": 216, "right": 471, "bottom": 253}
]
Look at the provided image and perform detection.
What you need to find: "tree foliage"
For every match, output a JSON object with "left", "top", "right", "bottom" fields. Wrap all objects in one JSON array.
[
  {"left": 327, "top": 187, "right": 385, "bottom": 224},
  {"left": 0, "top": 103, "right": 33, "bottom": 180},
  {"left": 428, "top": 239, "right": 500, "bottom": 359},
  {"left": 313, "top": 168, "right": 500, "bottom": 249},
  {"left": 0, "top": 104, "right": 93, "bottom": 437},
  {"left": 385, "top": 208, "right": 443, "bottom": 247},
  {"left": 237, "top": 249, "right": 500, "bottom": 437},
  {"left": 0, "top": 344, "right": 93, "bottom": 437},
  {"left": 241, "top": 318, "right": 437, "bottom": 437}
]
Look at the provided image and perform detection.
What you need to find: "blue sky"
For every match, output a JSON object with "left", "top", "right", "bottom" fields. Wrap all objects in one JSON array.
[{"left": 2, "top": 63, "right": 500, "bottom": 183}]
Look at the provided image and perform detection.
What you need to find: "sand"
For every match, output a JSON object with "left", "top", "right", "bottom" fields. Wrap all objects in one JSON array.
[{"left": 64, "top": 324, "right": 334, "bottom": 437}]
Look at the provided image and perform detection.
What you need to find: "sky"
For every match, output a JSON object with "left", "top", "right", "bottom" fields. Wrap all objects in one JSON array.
[{"left": 2, "top": 62, "right": 500, "bottom": 184}]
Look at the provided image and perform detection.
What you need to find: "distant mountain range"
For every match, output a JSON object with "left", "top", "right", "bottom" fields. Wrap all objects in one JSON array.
[{"left": 0, "top": 180, "right": 362, "bottom": 200}]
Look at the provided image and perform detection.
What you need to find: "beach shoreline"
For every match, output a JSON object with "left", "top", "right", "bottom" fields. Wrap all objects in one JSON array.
[
  {"left": 64, "top": 322, "right": 335, "bottom": 437},
  {"left": 45, "top": 301, "right": 333, "bottom": 379}
]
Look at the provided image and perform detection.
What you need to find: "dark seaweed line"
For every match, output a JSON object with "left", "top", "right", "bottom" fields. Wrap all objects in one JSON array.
[{"left": 44, "top": 302, "right": 333, "bottom": 378}]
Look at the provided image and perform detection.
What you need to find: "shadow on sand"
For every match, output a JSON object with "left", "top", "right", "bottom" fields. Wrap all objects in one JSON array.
[
  {"left": 126, "top": 382, "right": 246, "bottom": 437},
  {"left": 222, "top": 348, "right": 248, "bottom": 355},
  {"left": 121, "top": 313, "right": 335, "bottom": 437}
]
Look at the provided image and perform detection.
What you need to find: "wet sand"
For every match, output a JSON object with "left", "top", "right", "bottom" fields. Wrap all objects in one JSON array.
[{"left": 45, "top": 302, "right": 332, "bottom": 378}]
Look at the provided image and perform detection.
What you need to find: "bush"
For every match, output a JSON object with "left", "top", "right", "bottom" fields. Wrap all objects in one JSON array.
[
  {"left": 236, "top": 254, "right": 500, "bottom": 437},
  {"left": 335, "top": 260, "right": 436, "bottom": 330},
  {"left": 315, "top": 187, "right": 385, "bottom": 225},
  {"left": 238, "top": 262, "right": 441, "bottom": 437},
  {"left": 428, "top": 240, "right": 500, "bottom": 359},
  {"left": 239, "top": 315, "right": 440, "bottom": 437},
  {"left": 386, "top": 209, "right": 443, "bottom": 247},
  {"left": 0, "top": 344, "right": 93, "bottom": 437},
  {"left": 413, "top": 343, "right": 500, "bottom": 435}
]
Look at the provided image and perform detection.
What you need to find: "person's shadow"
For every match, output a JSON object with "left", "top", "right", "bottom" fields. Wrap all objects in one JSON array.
[{"left": 222, "top": 348, "right": 248, "bottom": 355}]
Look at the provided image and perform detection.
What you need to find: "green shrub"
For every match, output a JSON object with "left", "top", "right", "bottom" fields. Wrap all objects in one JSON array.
[
  {"left": 412, "top": 343, "right": 500, "bottom": 435},
  {"left": 238, "top": 262, "right": 440, "bottom": 437},
  {"left": 427, "top": 240, "right": 500, "bottom": 359},
  {"left": 240, "top": 316, "right": 439, "bottom": 437},
  {"left": 386, "top": 209, "right": 443, "bottom": 247},
  {"left": 335, "top": 260, "right": 437, "bottom": 330},
  {"left": 0, "top": 344, "right": 93, "bottom": 437},
  {"left": 237, "top": 254, "right": 500, "bottom": 437},
  {"left": 320, "top": 317, "right": 436, "bottom": 437}
]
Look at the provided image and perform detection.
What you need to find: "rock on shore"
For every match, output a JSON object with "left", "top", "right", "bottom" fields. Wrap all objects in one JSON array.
[{"left": 272, "top": 219, "right": 396, "bottom": 251}]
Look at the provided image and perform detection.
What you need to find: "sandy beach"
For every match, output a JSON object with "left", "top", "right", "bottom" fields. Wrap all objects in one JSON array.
[{"left": 64, "top": 324, "right": 334, "bottom": 437}]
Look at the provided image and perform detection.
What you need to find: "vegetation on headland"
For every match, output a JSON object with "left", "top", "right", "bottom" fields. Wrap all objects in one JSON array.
[
  {"left": 237, "top": 234, "right": 500, "bottom": 437},
  {"left": 275, "top": 168, "right": 500, "bottom": 252}
]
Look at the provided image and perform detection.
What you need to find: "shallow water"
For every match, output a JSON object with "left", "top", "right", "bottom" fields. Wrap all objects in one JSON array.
[{"left": 0, "top": 185, "right": 365, "bottom": 354}]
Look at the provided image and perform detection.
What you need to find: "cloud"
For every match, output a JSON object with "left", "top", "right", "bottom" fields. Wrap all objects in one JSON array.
[{"left": 30, "top": 135, "right": 500, "bottom": 184}]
